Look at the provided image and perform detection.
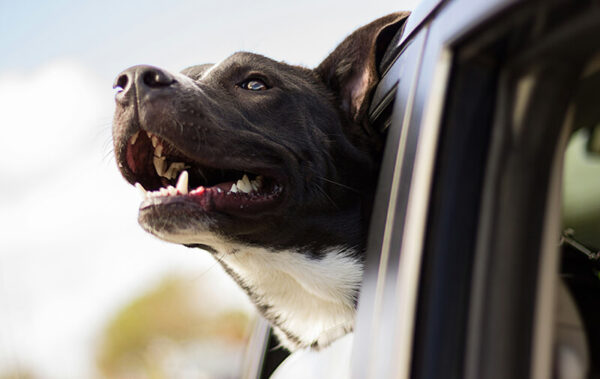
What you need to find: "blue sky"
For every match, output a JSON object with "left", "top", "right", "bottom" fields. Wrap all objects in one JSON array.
[
  {"left": 1, "top": 0, "right": 419, "bottom": 75},
  {"left": 0, "top": 1, "right": 419, "bottom": 377}
]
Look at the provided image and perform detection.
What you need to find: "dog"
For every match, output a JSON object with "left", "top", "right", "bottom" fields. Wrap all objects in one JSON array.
[{"left": 112, "top": 12, "right": 410, "bottom": 351}]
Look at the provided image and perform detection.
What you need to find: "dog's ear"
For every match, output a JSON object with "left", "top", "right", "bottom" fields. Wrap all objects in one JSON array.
[{"left": 315, "top": 12, "right": 410, "bottom": 130}]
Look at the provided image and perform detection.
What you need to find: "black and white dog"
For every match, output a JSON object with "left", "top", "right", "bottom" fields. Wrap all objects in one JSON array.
[{"left": 112, "top": 12, "right": 409, "bottom": 351}]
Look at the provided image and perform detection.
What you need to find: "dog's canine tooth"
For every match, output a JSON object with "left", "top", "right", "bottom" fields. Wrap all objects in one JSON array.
[
  {"left": 230, "top": 183, "right": 238, "bottom": 193},
  {"left": 135, "top": 182, "right": 147, "bottom": 199},
  {"left": 151, "top": 136, "right": 159, "bottom": 148},
  {"left": 176, "top": 171, "right": 189, "bottom": 194},
  {"left": 155, "top": 144, "right": 163, "bottom": 157},
  {"left": 153, "top": 156, "right": 166, "bottom": 176},
  {"left": 129, "top": 131, "right": 140, "bottom": 145}
]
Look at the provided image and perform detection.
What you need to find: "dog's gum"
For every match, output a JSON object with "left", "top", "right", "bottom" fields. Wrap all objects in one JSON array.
[{"left": 190, "top": 186, "right": 206, "bottom": 196}]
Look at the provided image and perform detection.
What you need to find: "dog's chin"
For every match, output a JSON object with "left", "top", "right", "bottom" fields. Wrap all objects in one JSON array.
[{"left": 136, "top": 184, "right": 286, "bottom": 243}]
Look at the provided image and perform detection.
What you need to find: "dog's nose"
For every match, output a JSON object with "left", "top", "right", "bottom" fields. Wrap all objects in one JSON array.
[{"left": 113, "top": 65, "right": 175, "bottom": 103}]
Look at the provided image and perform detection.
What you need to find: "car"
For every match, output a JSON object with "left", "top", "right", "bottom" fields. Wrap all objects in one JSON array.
[{"left": 241, "top": 0, "right": 600, "bottom": 377}]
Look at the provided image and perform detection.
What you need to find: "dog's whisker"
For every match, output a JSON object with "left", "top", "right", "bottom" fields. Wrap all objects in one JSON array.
[
  {"left": 317, "top": 176, "right": 360, "bottom": 193},
  {"left": 190, "top": 256, "right": 223, "bottom": 282},
  {"left": 102, "top": 152, "right": 116, "bottom": 165},
  {"left": 176, "top": 120, "right": 185, "bottom": 136},
  {"left": 101, "top": 142, "right": 117, "bottom": 164},
  {"left": 313, "top": 184, "right": 340, "bottom": 210}
]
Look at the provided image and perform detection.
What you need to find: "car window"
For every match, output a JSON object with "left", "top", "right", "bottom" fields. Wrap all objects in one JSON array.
[
  {"left": 563, "top": 129, "right": 600, "bottom": 250},
  {"left": 559, "top": 54, "right": 600, "bottom": 376}
]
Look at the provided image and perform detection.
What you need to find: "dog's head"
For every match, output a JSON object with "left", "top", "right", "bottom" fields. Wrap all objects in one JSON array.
[{"left": 112, "top": 13, "right": 409, "bottom": 255}]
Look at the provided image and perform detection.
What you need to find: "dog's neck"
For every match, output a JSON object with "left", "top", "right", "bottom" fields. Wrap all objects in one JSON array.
[
  {"left": 162, "top": 229, "right": 363, "bottom": 350},
  {"left": 217, "top": 244, "right": 362, "bottom": 350}
]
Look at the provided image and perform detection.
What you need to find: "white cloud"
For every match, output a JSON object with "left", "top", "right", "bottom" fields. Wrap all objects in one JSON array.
[{"left": 0, "top": 60, "right": 112, "bottom": 177}]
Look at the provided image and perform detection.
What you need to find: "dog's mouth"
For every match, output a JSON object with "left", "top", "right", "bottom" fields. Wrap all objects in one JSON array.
[{"left": 124, "top": 130, "right": 284, "bottom": 216}]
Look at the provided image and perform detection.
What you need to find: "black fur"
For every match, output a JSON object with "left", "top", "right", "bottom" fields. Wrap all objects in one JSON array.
[{"left": 112, "top": 12, "right": 410, "bottom": 350}]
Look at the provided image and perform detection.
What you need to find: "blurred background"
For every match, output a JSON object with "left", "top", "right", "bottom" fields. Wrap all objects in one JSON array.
[{"left": 0, "top": 0, "right": 419, "bottom": 378}]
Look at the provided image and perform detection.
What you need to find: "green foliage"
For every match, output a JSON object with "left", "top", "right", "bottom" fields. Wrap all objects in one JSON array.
[{"left": 95, "top": 274, "right": 250, "bottom": 378}]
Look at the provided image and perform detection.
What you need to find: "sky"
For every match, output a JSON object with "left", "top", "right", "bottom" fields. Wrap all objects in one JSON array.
[{"left": 0, "top": 0, "right": 420, "bottom": 377}]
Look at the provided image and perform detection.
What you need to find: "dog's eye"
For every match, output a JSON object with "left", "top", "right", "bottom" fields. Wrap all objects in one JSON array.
[{"left": 240, "top": 79, "right": 268, "bottom": 91}]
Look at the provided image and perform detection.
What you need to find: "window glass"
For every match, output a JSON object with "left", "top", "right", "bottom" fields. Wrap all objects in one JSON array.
[{"left": 563, "top": 127, "right": 600, "bottom": 249}]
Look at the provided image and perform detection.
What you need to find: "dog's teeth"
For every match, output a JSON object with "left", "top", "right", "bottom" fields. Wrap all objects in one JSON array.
[
  {"left": 242, "top": 174, "right": 252, "bottom": 188},
  {"left": 135, "top": 182, "right": 147, "bottom": 199},
  {"left": 130, "top": 131, "right": 140, "bottom": 145},
  {"left": 230, "top": 183, "right": 238, "bottom": 193},
  {"left": 153, "top": 156, "right": 166, "bottom": 176},
  {"left": 235, "top": 179, "right": 244, "bottom": 192},
  {"left": 242, "top": 174, "right": 251, "bottom": 186},
  {"left": 164, "top": 162, "right": 187, "bottom": 180},
  {"left": 155, "top": 144, "right": 163, "bottom": 157},
  {"left": 167, "top": 185, "right": 177, "bottom": 196},
  {"left": 151, "top": 136, "right": 159, "bottom": 148},
  {"left": 236, "top": 179, "right": 250, "bottom": 193},
  {"left": 251, "top": 176, "right": 262, "bottom": 191},
  {"left": 190, "top": 186, "right": 205, "bottom": 195},
  {"left": 235, "top": 175, "right": 253, "bottom": 193},
  {"left": 176, "top": 171, "right": 189, "bottom": 194}
]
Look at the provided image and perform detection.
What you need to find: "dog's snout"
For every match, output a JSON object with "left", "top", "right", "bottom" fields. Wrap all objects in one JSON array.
[{"left": 113, "top": 65, "right": 175, "bottom": 103}]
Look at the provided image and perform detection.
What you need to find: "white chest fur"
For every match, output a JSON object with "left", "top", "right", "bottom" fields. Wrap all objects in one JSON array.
[
  {"left": 152, "top": 229, "right": 363, "bottom": 350},
  {"left": 218, "top": 245, "right": 363, "bottom": 350}
]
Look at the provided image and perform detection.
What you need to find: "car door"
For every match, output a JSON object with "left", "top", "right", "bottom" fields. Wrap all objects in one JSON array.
[{"left": 355, "top": 0, "right": 600, "bottom": 379}]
